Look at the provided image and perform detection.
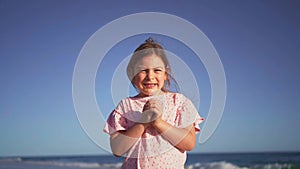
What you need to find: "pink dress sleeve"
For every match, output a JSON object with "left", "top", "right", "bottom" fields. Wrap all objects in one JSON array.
[
  {"left": 103, "top": 100, "right": 134, "bottom": 135},
  {"left": 176, "top": 95, "right": 204, "bottom": 133}
]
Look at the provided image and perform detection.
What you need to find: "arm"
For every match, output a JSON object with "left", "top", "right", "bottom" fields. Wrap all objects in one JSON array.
[
  {"left": 110, "top": 123, "right": 148, "bottom": 157},
  {"left": 110, "top": 110, "right": 154, "bottom": 157},
  {"left": 144, "top": 98, "right": 197, "bottom": 151},
  {"left": 152, "top": 119, "right": 196, "bottom": 151}
]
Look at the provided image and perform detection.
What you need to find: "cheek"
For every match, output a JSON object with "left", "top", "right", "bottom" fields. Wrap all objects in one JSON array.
[
  {"left": 131, "top": 76, "right": 139, "bottom": 86},
  {"left": 133, "top": 74, "right": 144, "bottom": 83},
  {"left": 159, "top": 74, "right": 166, "bottom": 80},
  {"left": 157, "top": 74, "right": 167, "bottom": 85}
]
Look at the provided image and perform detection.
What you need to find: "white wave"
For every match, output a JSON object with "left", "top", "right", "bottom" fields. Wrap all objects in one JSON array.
[
  {"left": 23, "top": 160, "right": 122, "bottom": 169},
  {"left": 252, "top": 163, "right": 293, "bottom": 169},
  {"left": 187, "top": 161, "right": 249, "bottom": 169},
  {"left": 0, "top": 157, "right": 122, "bottom": 169},
  {"left": 0, "top": 157, "right": 22, "bottom": 162},
  {"left": 187, "top": 161, "right": 293, "bottom": 169}
]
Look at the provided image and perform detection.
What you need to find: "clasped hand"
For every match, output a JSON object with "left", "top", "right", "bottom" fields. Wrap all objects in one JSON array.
[{"left": 138, "top": 98, "right": 163, "bottom": 125}]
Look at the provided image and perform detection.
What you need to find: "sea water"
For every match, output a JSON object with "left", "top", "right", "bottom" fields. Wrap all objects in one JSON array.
[{"left": 0, "top": 152, "right": 299, "bottom": 169}]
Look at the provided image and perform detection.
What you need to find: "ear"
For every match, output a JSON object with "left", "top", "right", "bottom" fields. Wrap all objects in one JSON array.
[
  {"left": 164, "top": 72, "right": 168, "bottom": 80},
  {"left": 164, "top": 67, "right": 170, "bottom": 80}
]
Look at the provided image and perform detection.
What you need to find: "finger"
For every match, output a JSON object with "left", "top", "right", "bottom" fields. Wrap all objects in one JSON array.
[
  {"left": 143, "top": 101, "right": 150, "bottom": 110},
  {"left": 150, "top": 103, "right": 163, "bottom": 111},
  {"left": 149, "top": 100, "right": 163, "bottom": 109},
  {"left": 148, "top": 99, "right": 159, "bottom": 104}
]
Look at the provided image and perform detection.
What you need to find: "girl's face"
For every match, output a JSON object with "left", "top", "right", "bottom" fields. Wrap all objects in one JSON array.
[{"left": 133, "top": 54, "right": 167, "bottom": 97}]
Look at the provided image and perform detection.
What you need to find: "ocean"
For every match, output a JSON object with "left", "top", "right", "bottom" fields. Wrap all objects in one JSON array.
[{"left": 0, "top": 152, "right": 299, "bottom": 169}]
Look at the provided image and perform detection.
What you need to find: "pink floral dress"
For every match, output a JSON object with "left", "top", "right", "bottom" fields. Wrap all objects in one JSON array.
[{"left": 103, "top": 92, "right": 204, "bottom": 169}]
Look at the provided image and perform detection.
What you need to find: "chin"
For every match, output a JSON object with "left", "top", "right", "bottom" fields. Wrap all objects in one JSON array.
[{"left": 145, "top": 90, "right": 162, "bottom": 96}]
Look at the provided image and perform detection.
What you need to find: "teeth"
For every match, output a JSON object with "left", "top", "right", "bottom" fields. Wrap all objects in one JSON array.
[{"left": 144, "top": 84, "right": 156, "bottom": 88}]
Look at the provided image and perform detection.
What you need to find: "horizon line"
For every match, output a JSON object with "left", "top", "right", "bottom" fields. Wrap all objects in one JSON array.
[{"left": 1, "top": 150, "right": 300, "bottom": 158}]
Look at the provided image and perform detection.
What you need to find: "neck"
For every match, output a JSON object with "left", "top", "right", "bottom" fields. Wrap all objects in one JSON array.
[{"left": 136, "top": 90, "right": 166, "bottom": 98}]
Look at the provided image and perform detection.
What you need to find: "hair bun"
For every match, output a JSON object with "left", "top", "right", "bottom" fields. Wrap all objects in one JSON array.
[{"left": 145, "top": 37, "right": 154, "bottom": 43}]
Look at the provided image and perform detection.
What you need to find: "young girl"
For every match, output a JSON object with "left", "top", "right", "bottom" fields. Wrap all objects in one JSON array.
[{"left": 104, "top": 38, "right": 204, "bottom": 169}]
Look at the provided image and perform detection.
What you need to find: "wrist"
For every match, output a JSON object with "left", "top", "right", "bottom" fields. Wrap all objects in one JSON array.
[{"left": 151, "top": 118, "right": 164, "bottom": 128}]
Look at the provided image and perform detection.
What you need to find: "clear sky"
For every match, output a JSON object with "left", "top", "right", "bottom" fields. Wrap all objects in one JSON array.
[{"left": 1, "top": 1, "right": 300, "bottom": 157}]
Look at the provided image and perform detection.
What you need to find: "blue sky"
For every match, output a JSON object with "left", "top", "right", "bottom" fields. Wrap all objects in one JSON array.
[{"left": 1, "top": 1, "right": 300, "bottom": 157}]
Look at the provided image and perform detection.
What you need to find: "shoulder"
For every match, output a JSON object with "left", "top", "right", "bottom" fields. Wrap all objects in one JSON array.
[
  {"left": 114, "top": 96, "right": 145, "bottom": 111},
  {"left": 164, "top": 92, "right": 189, "bottom": 105},
  {"left": 113, "top": 97, "right": 131, "bottom": 111},
  {"left": 166, "top": 92, "right": 188, "bottom": 99},
  {"left": 116, "top": 96, "right": 135, "bottom": 105}
]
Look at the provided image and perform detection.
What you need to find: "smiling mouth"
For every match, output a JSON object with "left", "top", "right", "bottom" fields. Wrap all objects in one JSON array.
[{"left": 143, "top": 83, "right": 157, "bottom": 89}]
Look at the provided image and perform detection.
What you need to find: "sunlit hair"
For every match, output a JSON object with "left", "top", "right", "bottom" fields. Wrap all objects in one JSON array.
[{"left": 127, "top": 37, "right": 178, "bottom": 92}]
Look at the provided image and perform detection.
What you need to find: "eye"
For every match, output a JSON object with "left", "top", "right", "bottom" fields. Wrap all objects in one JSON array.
[
  {"left": 155, "top": 68, "right": 164, "bottom": 72},
  {"left": 154, "top": 69, "right": 163, "bottom": 72},
  {"left": 140, "top": 69, "right": 149, "bottom": 73}
]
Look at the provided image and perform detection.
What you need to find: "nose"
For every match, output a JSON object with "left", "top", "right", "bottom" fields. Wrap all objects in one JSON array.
[{"left": 146, "top": 69, "right": 155, "bottom": 80}]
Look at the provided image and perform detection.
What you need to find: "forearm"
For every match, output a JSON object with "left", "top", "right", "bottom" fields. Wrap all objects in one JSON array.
[
  {"left": 152, "top": 120, "right": 196, "bottom": 151},
  {"left": 110, "top": 123, "right": 147, "bottom": 157}
]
